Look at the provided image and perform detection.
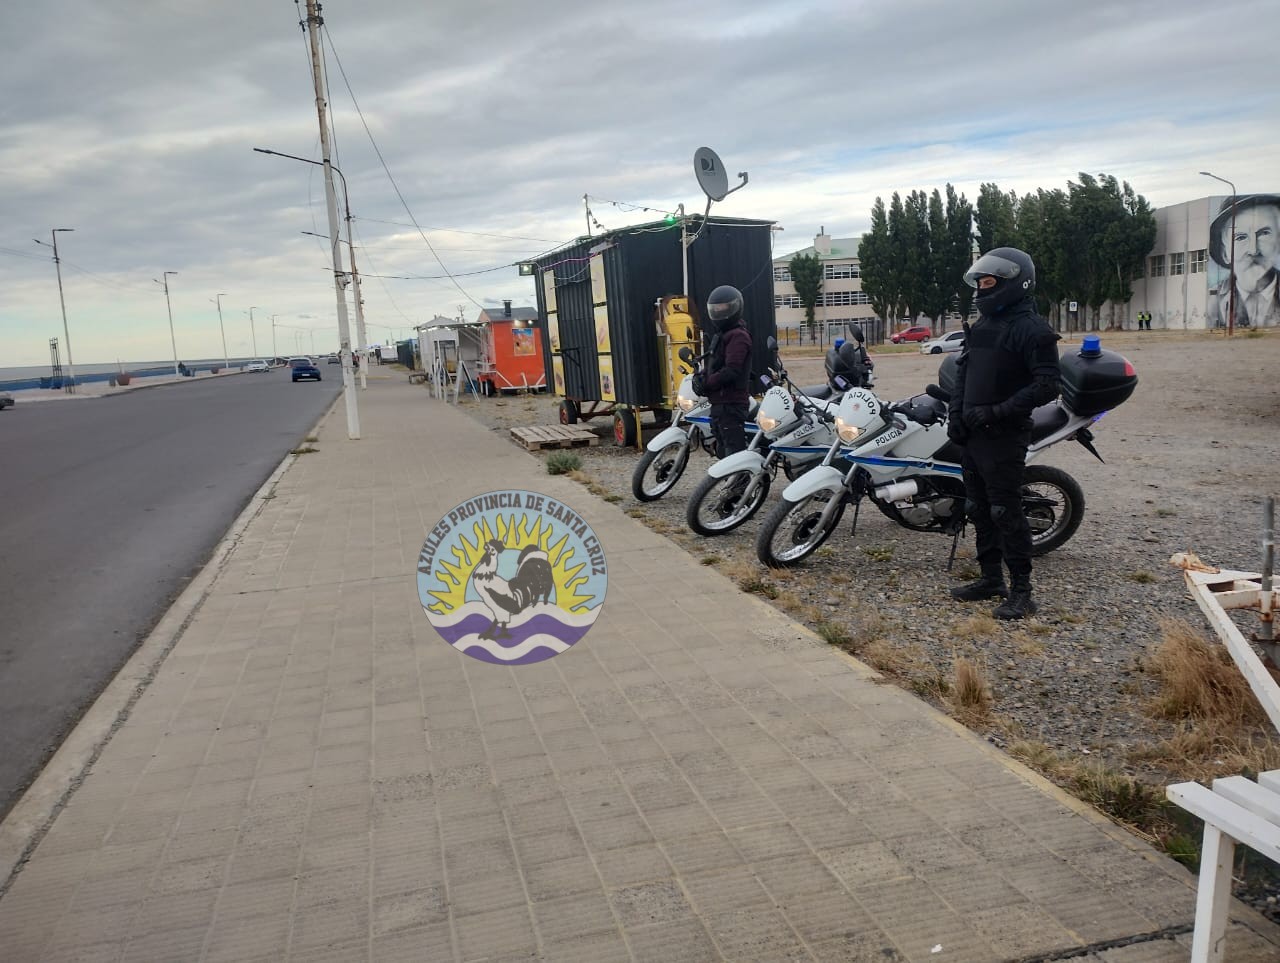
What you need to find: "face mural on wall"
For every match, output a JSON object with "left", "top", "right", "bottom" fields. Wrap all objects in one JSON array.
[{"left": 1208, "top": 193, "right": 1280, "bottom": 328}]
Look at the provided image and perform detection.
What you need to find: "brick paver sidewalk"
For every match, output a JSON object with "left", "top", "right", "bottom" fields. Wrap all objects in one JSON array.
[{"left": 1, "top": 372, "right": 1276, "bottom": 961}]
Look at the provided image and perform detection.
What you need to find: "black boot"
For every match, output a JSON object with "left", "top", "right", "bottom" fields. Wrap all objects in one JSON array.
[
  {"left": 994, "top": 581, "right": 1037, "bottom": 620},
  {"left": 951, "top": 572, "right": 1008, "bottom": 602}
]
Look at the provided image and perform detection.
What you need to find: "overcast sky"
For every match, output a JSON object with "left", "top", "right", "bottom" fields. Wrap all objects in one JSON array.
[{"left": 2, "top": 0, "right": 1275, "bottom": 366}]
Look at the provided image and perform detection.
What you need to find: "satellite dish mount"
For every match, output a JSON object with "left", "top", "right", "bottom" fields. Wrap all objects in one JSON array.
[{"left": 685, "top": 146, "right": 749, "bottom": 261}]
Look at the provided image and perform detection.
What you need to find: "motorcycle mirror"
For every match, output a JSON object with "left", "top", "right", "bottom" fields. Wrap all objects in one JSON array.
[
  {"left": 767, "top": 335, "right": 778, "bottom": 352},
  {"left": 678, "top": 347, "right": 694, "bottom": 364},
  {"left": 850, "top": 325, "right": 865, "bottom": 344}
]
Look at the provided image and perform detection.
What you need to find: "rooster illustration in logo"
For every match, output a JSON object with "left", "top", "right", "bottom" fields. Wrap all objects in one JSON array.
[{"left": 469, "top": 539, "right": 556, "bottom": 640}]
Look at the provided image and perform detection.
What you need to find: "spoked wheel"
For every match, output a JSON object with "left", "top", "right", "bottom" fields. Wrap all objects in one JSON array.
[
  {"left": 631, "top": 438, "right": 691, "bottom": 502},
  {"left": 1022, "top": 464, "right": 1086, "bottom": 556},
  {"left": 686, "top": 469, "right": 771, "bottom": 537},
  {"left": 756, "top": 489, "right": 846, "bottom": 568}
]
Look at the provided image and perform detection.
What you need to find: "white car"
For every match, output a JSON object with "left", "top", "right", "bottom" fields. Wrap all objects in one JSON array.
[
  {"left": 920, "top": 331, "right": 966, "bottom": 355},
  {"left": 245, "top": 359, "right": 270, "bottom": 372}
]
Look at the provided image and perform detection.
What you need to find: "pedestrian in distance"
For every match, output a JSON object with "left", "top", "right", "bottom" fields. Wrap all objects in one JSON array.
[
  {"left": 946, "top": 247, "right": 1062, "bottom": 620},
  {"left": 691, "top": 285, "right": 753, "bottom": 459}
]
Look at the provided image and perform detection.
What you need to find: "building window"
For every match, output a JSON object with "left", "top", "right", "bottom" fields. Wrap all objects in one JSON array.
[
  {"left": 820, "top": 291, "right": 870, "bottom": 307},
  {"left": 773, "top": 295, "right": 801, "bottom": 309},
  {"left": 823, "top": 263, "right": 860, "bottom": 280},
  {"left": 1190, "top": 249, "right": 1207, "bottom": 274},
  {"left": 1169, "top": 252, "right": 1185, "bottom": 276},
  {"left": 773, "top": 267, "right": 792, "bottom": 282},
  {"left": 1149, "top": 255, "right": 1165, "bottom": 278}
]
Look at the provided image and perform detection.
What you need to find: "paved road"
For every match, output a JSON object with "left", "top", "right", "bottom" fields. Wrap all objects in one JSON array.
[{"left": 0, "top": 371, "right": 342, "bottom": 817}]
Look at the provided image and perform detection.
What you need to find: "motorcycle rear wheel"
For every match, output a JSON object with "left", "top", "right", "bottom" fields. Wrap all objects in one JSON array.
[
  {"left": 686, "top": 469, "right": 770, "bottom": 537},
  {"left": 1023, "top": 464, "right": 1086, "bottom": 556},
  {"left": 631, "top": 438, "right": 691, "bottom": 502},
  {"left": 756, "top": 489, "right": 846, "bottom": 568}
]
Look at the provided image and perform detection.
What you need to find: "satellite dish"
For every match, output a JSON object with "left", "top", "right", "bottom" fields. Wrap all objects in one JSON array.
[{"left": 694, "top": 147, "right": 729, "bottom": 202}]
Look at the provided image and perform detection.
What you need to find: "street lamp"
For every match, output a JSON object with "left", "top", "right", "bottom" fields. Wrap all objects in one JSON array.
[
  {"left": 34, "top": 229, "right": 77, "bottom": 392},
  {"left": 270, "top": 315, "right": 278, "bottom": 357},
  {"left": 246, "top": 306, "right": 259, "bottom": 357},
  {"left": 210, "top": 293, "right": 229, "bottom": 369},
  {"left": 153, "top": 271, "right": 179, "bottom": 376},
  {"left": 1200, "top": 170, "right": 1237, "bottom": 337},
  {"left": 256, "top": 147, "right": 369, "bottom": 390}
]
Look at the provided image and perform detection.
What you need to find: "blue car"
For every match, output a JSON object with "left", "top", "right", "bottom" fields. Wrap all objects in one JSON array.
[{"left": 290, "top": 357, "right": 322, "bottom": 382}]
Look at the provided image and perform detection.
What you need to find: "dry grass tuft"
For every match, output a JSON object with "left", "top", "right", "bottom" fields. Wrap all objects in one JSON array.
[
  {"left": 1147, "top": 618, "right": 1270, "bottom": 727},
  {"left": 1127, "top": 725, "right": 1280, "bottom": 784},
  {"left": 1125, "top": 570, "right": 1158, "bottom": 584},
  {"left": 951, "top": 658, "right": 993, "bottom": 720},
  {"left": 951, "top": 613, "right": 1000, "bottom": 641}
]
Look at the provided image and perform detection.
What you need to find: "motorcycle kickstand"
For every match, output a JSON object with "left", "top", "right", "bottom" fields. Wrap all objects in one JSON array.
[
  {"left": 946, "top": 524, "right": 966, "bottom": 571},
  {"left": 848, "top": 495, "right": 862, "bottom": 536}
]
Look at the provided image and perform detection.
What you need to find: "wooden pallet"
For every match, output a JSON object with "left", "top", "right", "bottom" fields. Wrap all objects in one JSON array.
[{"left": 510, "top": 425, "right": 600, "bottom": 450}]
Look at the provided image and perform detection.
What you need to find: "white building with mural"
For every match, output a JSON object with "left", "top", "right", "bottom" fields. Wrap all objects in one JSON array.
[
  {"left": 772, "top": 230, "right": 882, "bottom": 342},
  {"left": 1126, "top": 193, "right": 1279, "bottom": 330}
]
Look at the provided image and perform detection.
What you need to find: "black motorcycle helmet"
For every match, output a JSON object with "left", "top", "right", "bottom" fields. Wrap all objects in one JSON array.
[
  {"left": 704, "top": 285, "right": 744, "bottom": 332},
  {"left": 964, "top": 247, "right": 1036, "bottom": 315}
]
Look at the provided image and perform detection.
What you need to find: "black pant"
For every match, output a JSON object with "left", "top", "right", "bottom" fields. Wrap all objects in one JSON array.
[
  {"left": 961, "top": 430, "right": 1033, "bottom": 584},
  {"left": 710, "top": 402, "right": 749, "bottom": 458}
]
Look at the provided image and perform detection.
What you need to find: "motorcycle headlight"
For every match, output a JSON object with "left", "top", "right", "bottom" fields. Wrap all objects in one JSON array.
[
  {"left": 677, "top": 393, "right": 695, "bottom": 413},
  {"left": 836, "top": 417, "right": 861, "bottom": 444},
  {"left": 756, "top": 412, "right": 780, "bottom": 434}
]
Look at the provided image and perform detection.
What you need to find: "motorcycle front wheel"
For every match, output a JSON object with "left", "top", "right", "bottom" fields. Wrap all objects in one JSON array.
[
  {"left": 631, "top": 437, "right": 691, "bottom": 502},
  {"left": 756, "top": 489, "right": 846, "bottom": 568},
  {"left": 686, "top": 469, "right": 771, "bottom": 537},
  {"left": 1023, "top": 464, "right": 1086, "bottom": 556}
]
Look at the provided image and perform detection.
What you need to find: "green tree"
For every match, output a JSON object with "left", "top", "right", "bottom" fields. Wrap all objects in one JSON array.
[
  {"left": 1016, "top": 188, "right": 1073, "bottom": 328},
  {"left": 921, "top": 189, "right": 951, "bottom": 325},
  {"left": 858, "top": 198, "right": 896, "bottom": 326},
  {"left": 975, "top": 183, "right": 1019, "bottom": 253},
  {"left": 886, "top": 192, "right": 910, "bottom": 324},
  {"left": 944, "top": 184, "right": 976, "bottom": 326},
  {"left": 788, "top": 251, "right": 824, "bottom": 336}
]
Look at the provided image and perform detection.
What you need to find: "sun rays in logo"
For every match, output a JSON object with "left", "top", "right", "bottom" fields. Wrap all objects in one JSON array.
[{"left": 424, "top": 512, "right": 594, "bottom": 616}]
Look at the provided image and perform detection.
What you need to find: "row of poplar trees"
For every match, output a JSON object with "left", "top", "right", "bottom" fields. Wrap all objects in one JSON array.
[{"left": 849, "top": 173, "right": 1157, "bottom": 332}]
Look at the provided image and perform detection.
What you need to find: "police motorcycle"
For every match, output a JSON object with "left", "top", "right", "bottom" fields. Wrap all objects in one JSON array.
[
  {"left": 754, "top": 336, "right": 1138, "bottom": 568},
  {"left": 684, "top": 338, "right": 856, "bottom": 537},
  {"left": 630, "top": 347, "right": 762, "bottom": 502}
]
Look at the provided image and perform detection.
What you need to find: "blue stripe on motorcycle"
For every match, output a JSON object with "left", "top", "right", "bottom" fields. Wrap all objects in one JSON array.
[{"left": 841, "top": 453, "right": 964, "bottom": 475}]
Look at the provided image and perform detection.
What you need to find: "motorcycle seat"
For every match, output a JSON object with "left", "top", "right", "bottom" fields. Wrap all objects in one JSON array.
[
  {"left": 1029, "top": 403, "right": 1070, "bottom": 444},
  {"left": 798, "top": 384, "right": 834, "bottom": 400}
]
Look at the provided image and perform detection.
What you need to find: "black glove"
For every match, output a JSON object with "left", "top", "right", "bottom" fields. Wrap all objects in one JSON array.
[
  {"left": 947, "top": 418, "right": 969, "bottom": 445},
  {"left": 691, "top": 373, "right": 707, "bottom": 397},
  {"left": 962, "top": 405, "right": 993, "bottom": 430}
]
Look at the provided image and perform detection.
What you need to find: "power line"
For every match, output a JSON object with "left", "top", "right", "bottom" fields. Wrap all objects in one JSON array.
[
  {"left": 352, "top": 216, "right": 554, "bottom": 244},
  {"left": 0, "top": 246, "right": 50, "bottom": 262}
]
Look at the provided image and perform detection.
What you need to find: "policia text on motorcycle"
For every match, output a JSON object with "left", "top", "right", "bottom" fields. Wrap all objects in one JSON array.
[
  {"left": 947, "top": 247, "right": 1062, "bottom": 621},
  {"left": 692, "top": 285, "right": 754, "bottom": 458}
]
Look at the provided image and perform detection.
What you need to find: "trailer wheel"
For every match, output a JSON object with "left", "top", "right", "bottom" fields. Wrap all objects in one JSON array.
[
  {"left": 559, "top": 400, "right": 579, "bottom": 424},
  {"left": 613, "top": 411, "right": 638, "bottom": 448}
]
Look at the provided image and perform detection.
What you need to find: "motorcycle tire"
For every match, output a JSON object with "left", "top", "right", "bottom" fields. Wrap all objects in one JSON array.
[
  {"left": 631, "top": 438, "right": 691, "bottom": 502},
  {"left": 756, "top": 489, "right": 846, "bottom": 568},
  {"left": 1022, "top": 464, "right": 1086, "bottom": 556},
  {"left": 686, "top": 469, "right": 770, "bottom": 537}
]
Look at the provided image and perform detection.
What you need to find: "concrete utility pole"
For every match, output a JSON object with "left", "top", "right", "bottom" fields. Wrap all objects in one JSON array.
[
  {"left": 304, "top": 0, "right": 359, "bottom": 438},
  {"left": 34, "top": 229, "right": 77, "bottom": 392},
  {"left": 271, "top": 315, "right": 279, "bottom": 357},
  {"left": 154, "top": 271, "right": 179, "bottom": 376},
  {"left": 1200, "top": 170, "right": 1237, "bottom": 338},
  {"left": 247, "top": 306, "right": 260, "bottom": 357},
  {"left": 211, "top": 293, "right": 229, "bottom": 369}
]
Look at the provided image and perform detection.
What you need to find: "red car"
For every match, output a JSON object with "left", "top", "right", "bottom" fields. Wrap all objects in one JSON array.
[{"left": 891, "top": 325, "right": 933, "bottom": 344}]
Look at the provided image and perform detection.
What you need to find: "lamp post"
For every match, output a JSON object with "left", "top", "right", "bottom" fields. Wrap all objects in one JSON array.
[
  {"left": 256, "top": 148, "right": 369, "bottom": 390},
  {"left": 270, "top": 315, "right": 279, "bottom": 357},
  {"left": 153, "top": 271, "right": 179, "bottom": 376},
  {"left": 1200, "top": 170, "right": 1237, "bottom": 337},
  {"left": 246, "top": 306, "right": 259, "bottom": 357},
  {"left": 34, "top": 229, "right": 77, "bottom": 392},
  {"left": 210, "top": 293, "right": 229, "bottom": 369}
]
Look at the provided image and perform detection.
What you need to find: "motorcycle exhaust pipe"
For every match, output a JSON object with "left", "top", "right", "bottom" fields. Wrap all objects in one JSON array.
[{"left": 875, "top": 479, "right": 919, "bottom": 503}]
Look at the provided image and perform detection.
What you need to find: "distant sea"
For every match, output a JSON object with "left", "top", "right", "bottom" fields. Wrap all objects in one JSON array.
[{"left": 0, "top": 357, "right": 269, "bottom": 390}]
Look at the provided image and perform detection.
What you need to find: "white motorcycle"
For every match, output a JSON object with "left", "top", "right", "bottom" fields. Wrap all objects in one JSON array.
[
  {"left": 685, "top": 353, "right": 842, "bottom": 537},
  {"left": 755, "top": 337, "right": 1138, "bottom": 568}
]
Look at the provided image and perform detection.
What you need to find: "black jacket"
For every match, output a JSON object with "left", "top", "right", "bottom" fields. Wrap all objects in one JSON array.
[
  {"left": 950, "top": 300, "right": 1061, "bottom": 433},
  {"left": 705, "top": 322, "right": 752, "bottom": 405}
]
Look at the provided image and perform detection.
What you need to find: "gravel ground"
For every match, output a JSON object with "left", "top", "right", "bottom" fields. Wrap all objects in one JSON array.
[{"left": 443, "top": 330, "right": 1280, "bottom": 908}]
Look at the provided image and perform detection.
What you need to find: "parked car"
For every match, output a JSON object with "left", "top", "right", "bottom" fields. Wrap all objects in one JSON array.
[
  {"left": 290, "top": 357, "right": 322, "bottom": 382},
  {"left": 891, "top": 325, "right": 932, "bottom": 344},
  {"left": 920, "top": 330, "right": 966, "bottom": 354},
  {"left": 245, "top": 359, "right": 269, "bottom": 373},
  {"left": 327, "top": 354, "right": 340, "bottom": 364},
  {"left": 0, "top": 391, "right": 14, "bottom": 411}
]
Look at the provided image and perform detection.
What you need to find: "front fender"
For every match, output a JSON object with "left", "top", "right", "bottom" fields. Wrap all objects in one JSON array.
[
  {"left": 707, "top": 449, "right": 766, "bottom": 479},
  {"left": 646, "top": 424, "right": 692, "bottom": 452},
  {"left": 780, "top": 465, "right": 844, "bottom": 502}
]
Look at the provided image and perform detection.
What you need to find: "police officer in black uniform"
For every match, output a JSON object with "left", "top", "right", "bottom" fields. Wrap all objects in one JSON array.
[
  {"left": 692, "top": 285, "right": 753, "bottom": 458},
  {"left": 947, "top": 247, "right": 1061, "bottom": 620}
]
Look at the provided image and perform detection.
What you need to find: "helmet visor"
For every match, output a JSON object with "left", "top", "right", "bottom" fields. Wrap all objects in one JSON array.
[{"left": 964, "top": 252, "right": 1023, "bottom": 289}]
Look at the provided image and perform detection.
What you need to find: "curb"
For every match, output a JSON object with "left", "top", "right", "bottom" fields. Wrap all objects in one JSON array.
[{"left": 0, "top": 395, "right": 339, "bottom": 895}]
